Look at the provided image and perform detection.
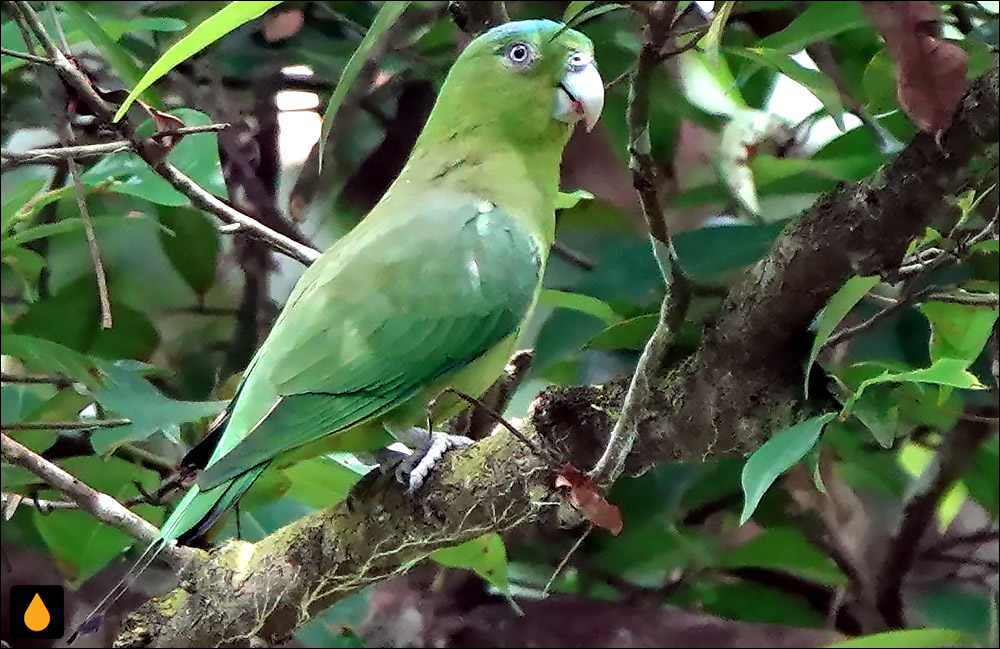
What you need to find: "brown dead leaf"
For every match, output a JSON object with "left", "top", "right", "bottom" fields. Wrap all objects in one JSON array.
[
  {"left": 861, "top": 1, "right": 968, "bottom": 133},
  {"left": 555, "top": 463, "right": 623, "bottom": 535}
]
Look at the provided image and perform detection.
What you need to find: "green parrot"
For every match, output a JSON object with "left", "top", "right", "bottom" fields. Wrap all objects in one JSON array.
[{"left": 75, "top": 18, "right": 602, "bottom": 635}]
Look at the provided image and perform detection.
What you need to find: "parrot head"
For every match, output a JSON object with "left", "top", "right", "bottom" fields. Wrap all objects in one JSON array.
[{"left": 435, "top": 19, "right": 604, "bottom": 140}]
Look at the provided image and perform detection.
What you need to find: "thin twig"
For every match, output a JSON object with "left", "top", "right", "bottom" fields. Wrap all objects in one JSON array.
[
  {"left": 543, "top": 525, "right": 593, "bottom": 596},
  {"left": 9, "top": 1, "right": 320, "bottom": 266},
  {"left": 551, "top": 241, "right": 596, "bottom": 271},
  {"left": 1, "top": 125, "right": 231, "bottom": 165},
  {"left": 2, "top": 418, "right": 131, "bottom": 431},
  {"left": 0, "top": 434, "right": 195, "bottom": 568},
  {"left": 444, "top": 388, "right": 547, "bottom": 459},
  {"left": 114, "top": 443, "right": 175, "bottom": 477},
  {"left": 14, "top": 2, "right": 112, "bottom": 327},
  {"left": 2, "top": 492, "right": 79, "bottom": 516},
  {"left": 0, "top": 46, "right": 52, "bottom": 65},
  {"left": 924, "top": 292, "right": 999, "bottom": 307},
  {"left": 0, "top": 372, "right": 75, "bottom": 387},
  {"left": 589, "top": 1, "right": 692, "bottom": 487},
  {"left": 823, "top": 286, "right": 936, "bottom": 350}
]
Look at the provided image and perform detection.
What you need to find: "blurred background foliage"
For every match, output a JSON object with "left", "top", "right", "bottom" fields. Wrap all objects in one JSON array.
[{"left": 1, "top": 1, "right": 998, "bottom": 647}]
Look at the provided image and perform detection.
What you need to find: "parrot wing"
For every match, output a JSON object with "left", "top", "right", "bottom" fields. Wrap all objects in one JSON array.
[{"left": 197, "top": 195, "right": 542, "bottom": 490}]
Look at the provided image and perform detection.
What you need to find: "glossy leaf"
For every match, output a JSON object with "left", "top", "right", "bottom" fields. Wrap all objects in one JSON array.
[
  {"left": 431, "top": 533, "right": 510, "bottom": 595},
  {"left": 91, "top": 362, "right": 228, "bottom": 453},
  {"left": 805, "top": 275, "right": 881, "bottom": 396},
  {"left": 740, "top": 413, "right": 836, "bottom": 524}
]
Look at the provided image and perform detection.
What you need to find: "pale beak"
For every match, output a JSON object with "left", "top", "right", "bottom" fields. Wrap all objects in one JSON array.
[{"left": 554, "top": 53, "right": 604, "bottom": 132}]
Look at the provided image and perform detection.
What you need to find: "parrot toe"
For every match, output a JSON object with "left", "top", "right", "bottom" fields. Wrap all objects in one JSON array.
[{"left": 394, "top": 430, "right": 475, "bottom": 492}]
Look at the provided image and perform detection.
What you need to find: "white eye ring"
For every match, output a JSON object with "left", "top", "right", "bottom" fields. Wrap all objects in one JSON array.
[
  {"left": 567, "top": 51, "right": 591, "bottom": 72},
  {"left": 506, "top": 42, "right": 534, "bottom": 67}
]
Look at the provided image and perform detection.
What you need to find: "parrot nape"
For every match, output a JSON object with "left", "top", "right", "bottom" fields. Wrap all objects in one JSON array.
[{"left": 74, "top": 18, "right": 603, "bottom": 636}]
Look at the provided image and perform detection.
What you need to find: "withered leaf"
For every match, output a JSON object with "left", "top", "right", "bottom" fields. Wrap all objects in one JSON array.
[
  {"left": 555, "top": 463, "right": 624, "bottom": 535},
  {"left": 861, "top": 1, "right": 968, "bottom": 134}
]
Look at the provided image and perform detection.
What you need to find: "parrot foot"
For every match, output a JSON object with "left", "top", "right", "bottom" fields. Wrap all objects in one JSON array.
[{"left": 395, "top": 430, "right": 474, "bottom": 493}]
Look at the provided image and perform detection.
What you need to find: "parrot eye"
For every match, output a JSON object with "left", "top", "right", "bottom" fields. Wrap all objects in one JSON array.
[
  {"left": 505, "top": 42, "right": 535, "bottom": 67},
  {"left": 567, "top": 51, "right": 591, "bottom": 72}
]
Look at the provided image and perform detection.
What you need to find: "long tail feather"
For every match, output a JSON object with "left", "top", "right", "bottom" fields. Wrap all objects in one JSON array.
[{"left": 68, "top": 464, "right": 267, "bottom": 642}]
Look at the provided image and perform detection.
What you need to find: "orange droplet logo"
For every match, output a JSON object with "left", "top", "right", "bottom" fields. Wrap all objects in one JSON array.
[{"left": 24, "top": 593, "right": 51, "bottom": 632}]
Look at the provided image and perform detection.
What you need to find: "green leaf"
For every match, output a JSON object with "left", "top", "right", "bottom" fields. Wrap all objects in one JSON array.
[
  {"left": 431, "top": 533, "right": 509, "bottom": 595},
  {"left": 113, "top": 1, "right": 283, "bottom": 121},
  {"left": 555, "top": 189, "right": 594, "bottom": 210},
  {"left": 2, "top": 16, "right": 185, "bottom": 76},
  {"left": 1, "top": 335, "right": 96, "bottom": 388},
  {"left": 563, "top": 1, "right": 596, "bottom": 23},
  {"left": 33, "top": 456, "right": 162, "bottom": 583},
  {"left": 2, "top": 214, "right": 160, "bottom": 253},
  {"left": 91, "top": 362, "right": 227, "bottom": 453},
  {"left": 318, "top": 1, "right": 411, "bottom": 170},
  {"left": 729, "top": 47, "right": 846, "bottom": 130},
  {"left": 826, "top": 629, "right": 967, "bottom": 649},
  {"left": 283, "top": 455, "right": 368, "bottom": 510},
  {"left": 561, "top": 2, "right": 626, "bottom": 30},
  {"left": 673, "top": 220, "right": 787, "bottom": 282},
  {"left": 899, "top": 443, "right": 968, "bottom": 532},
  {"left": 157, "top": 208, "right": 219, "bottom": 296},
  {"left": 701, "top": 1, "right": 736, "bottom": 62},
  {"left": 758, "top": 2, "right": 867, "bottom": 53},
  {"left": 919, "top": 300, "right": 998, "bottom": 366},
  {"left": 587, "top": 314, "right": 658, "bottom": 351},
  {"left": 2, "top": 178, "right": 47, "bottom": 234},
  {"left": 539, "top": 289, "right": 621, "bottom": 325},
  {"left": 805, "top": 275, "right": 881, "bottom": 397},
  {"left": 3, "top": 246, "right": 46, "bottom": 285},
  {"left": 720, "top": 527, "right": 848, "bottom": 587},
  {"left": 963, "top": 437, "right": 999, "bottom": 519},
  {"left": 740, "top": 413, "right": 836, "bottom": 525},
  {"left": 59, "top": 2, "right": 149, "bottom": 102},
  {"left": 841, "top": 358, "right": 987, "bottom": 417}
]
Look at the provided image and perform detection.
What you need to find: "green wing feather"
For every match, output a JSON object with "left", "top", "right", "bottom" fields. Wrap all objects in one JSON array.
[{"left": 195, "top": 193, "right": 541, "bottom": 493}]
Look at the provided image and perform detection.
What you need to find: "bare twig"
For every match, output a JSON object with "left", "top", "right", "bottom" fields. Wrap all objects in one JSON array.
[
  {"left": 543, "top": 525, "right": 593, "bottom": 596},
  {"left": 0, "top": 45, "right": 52, "bottom": 65},
  {"left": 2, "top": 492, "right": 79, "bottom": 516},
  {"left": 2, "top": 418, "right": 131, "bottom": 431},
  {"left": 898, "top": 210, "right": 998, "bottom": 277},
  {"left": 589, "top": 1, "right": 692, "bottom": 487},
  {"left": 0, "top": 434, "right": 196, "bottom": 568},
  {"left": 0, "top": 372, "right": 75, "bottom": 387},
  {"left": 445, "top": 388, "right": 547, "bottom": 459},
  {"left": 1, "top": 124, "right": 231, "bottom": 165},
  {"left": 924, "top": 292, "right": 999, "bottom": 307},
  {"left": 114, "top": 443, "right": 175, "bottom": 477},
  {"left": 9, "top": 1, "right": 320, "bottom": 266},
  {"left": 551, "top": 241, "right": 597, "bottom": 271},
  {"left": 823, "top": 286, "right": 936, "bottom": 350},
  {"left": 14, "top": 3, "right": 112, "bottom": 327}
]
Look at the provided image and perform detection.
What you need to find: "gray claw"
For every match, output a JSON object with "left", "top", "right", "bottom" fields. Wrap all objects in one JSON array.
[{"left": 395, "top": 431, "right": 474, "bottom": 493}]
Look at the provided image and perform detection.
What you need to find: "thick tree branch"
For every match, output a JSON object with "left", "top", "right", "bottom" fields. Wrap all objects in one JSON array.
[
  {"left": 113, "top": 48, "right": 1000, "bottom": 649},
  {"left": 0, "top": 434, "right": 197, "bottom": 570}
]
